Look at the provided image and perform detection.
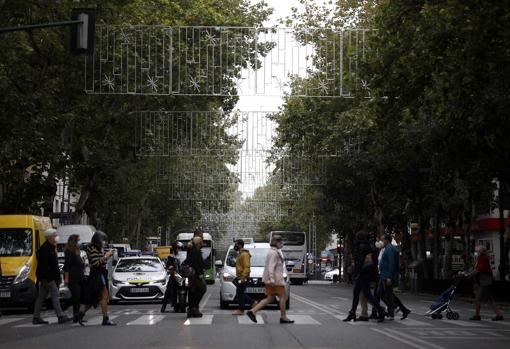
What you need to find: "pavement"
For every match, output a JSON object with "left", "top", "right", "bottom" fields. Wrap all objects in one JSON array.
[{"left": 0, "top": 280, "right": 509, "bottom": 349}]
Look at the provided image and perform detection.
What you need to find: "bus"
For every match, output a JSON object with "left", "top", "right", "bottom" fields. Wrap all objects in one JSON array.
[
  {"left": 270, "top": 231, "right": 307, "bottom": 285},
  {"left": 176, "top": 232, "right": 216, "bottom": 284}
]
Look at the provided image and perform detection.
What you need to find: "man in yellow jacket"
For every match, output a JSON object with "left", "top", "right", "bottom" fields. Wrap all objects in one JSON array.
[{"left": 232, "top": 239, "right": 255, "bottom": 315}]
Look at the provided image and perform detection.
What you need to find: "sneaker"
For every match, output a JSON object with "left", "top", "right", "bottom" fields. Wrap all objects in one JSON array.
[
  {"left": 280, "top": 318, "right": 295, "bottom": 324},
  {"left": 58, "top": 315, "right": 71, "bottom": 324},
  {"left": 246, "top": 310, "right": 257, "bottom": 323},
  {"left": 492, "top": 315, "right": 504, "bottom": 321},
  {"left": 401, "top": 309, "right": 411, "bottom": 320},
  {"left": 469, "top": 315, "right": 481, "bottom": 321},
  {"left": 232, "top": 310, "right": 244, "bottom": 315},
  {"left": 32, "top": 317, "right": 49, "bottom": 325}
]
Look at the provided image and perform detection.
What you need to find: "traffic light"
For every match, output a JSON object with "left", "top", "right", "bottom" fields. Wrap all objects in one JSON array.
[{"left": 70, "top": 8, "right": 96, "bottom": 55}]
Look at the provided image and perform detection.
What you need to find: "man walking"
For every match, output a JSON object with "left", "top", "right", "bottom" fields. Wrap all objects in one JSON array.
[
  {"left": 33, "top": 229, "right": 71, "bottom": 324},
  {"left": 378, "top": 235, "right": 410, "bottom": 320},
  {"left": 232, "top": 239, "right": 254, "bottom": 315},
  {"left": 184, "top": 237, "right": 206, "bottom": 318}
]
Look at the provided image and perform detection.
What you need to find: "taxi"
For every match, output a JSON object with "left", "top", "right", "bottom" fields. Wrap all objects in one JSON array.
[{"left": 110, "top": 255, "right": 168, "bottom": 301}]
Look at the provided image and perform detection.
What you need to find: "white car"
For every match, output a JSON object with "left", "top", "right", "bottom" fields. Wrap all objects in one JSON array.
[
  {"left": 324, "top": 268, "right": 340, "bottom": 281},
  {"left": 220, "top": 243, "right": 290, "bottom": 309},
  {"left": 110, "top": 256, "right": 168, "bottom": 301}
]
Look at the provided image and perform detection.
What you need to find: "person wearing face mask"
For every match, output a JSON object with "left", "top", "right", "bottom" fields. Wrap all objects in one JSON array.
[
  {"left": 232, "top": 239, "right": 256, "bottom": 315},
  {"left": 377, "top": 235, "right": 411, "bottom": 320},
  {"left": 247, "top": 235, "right": 294, "bottom": 324},
  {"left": 459, "top": 245, "right": 504, "bottom": 321},
  {"left": 64, "top": 234, "right": 86, "bottom": 323},
  {"left": 32, "top": 229, "right": 72, "bottom": 325},
  {"left": 78, "top": 231, "right": 115, "bottom": 326}
]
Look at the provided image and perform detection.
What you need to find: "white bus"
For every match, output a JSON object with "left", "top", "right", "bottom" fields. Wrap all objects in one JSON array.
[{"left": 269, "top": 231, "right": 307, "bottom": 285}]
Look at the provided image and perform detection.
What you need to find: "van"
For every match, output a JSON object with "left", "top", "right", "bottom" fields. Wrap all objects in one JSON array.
[{"left": 0, "top": 215, "right": 52, "bottom": 310}]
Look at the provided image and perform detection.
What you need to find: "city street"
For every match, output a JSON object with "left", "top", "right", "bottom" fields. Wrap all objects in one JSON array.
[{"left": 1, "top": 281, "right": 509, "bottom": 349}]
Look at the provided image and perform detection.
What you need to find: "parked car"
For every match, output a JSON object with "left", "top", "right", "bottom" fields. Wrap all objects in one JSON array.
[
  {"left": 324, "top": 268, "right": 340, "bottom": 282},
  {"left": 220, "top": 242, "right": 290, "bottom": 309}
]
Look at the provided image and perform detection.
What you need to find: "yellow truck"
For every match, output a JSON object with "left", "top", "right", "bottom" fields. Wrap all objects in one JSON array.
[{"left": 0, "top": 215, "right": 52, "bottom": 310}]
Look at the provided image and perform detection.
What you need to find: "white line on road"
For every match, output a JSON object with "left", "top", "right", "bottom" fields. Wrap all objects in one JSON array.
[
  {"left": 127, "top": 315, "right": 166, "bottom": 325},
  {"left": 396, "top": 318, "right": 434, "bottom": 327},
  {"left": 0, "top": 318, "right": 24, "bottom": 326},
  {"left": 287, "top": 315, "right": 321, "bottom": 325},
  {"left": 183, "top": 314, "right": 214, "bottom": 326},
  {"left": 15, "top": 317, "right": 58, "bottom": 328},
  {"left": 437, "top": 319, "right": 488, "bottom": 327},
  {"left": 199, "top": 293, "right": 211, "bottom": 312},
  {"left": 373, "top": 328, "right": 448, "bottom": 349},
  {"left": 292, "top": 293, "right": 346, "bottom": 317},
  {"left": 83, "top": 315, "right": 120, "bottom": 326},
  {"left": 238, "top": 314, "right": 265, "bottom": 325}
]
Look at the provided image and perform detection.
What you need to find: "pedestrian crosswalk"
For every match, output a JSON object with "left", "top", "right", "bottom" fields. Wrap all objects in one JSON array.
[{"left": 2, "top": 310, "right": 510, "bottom": 329}]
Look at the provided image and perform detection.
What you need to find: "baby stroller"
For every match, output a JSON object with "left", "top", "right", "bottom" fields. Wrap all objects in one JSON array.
[{"left": 425, "top": 280, "right": 460, "bottom": 320}]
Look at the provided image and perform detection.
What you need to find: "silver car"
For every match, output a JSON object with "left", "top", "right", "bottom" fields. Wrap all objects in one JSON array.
[
  {"left": 219, "top": 243, "right": 290, "bottom": 309},
  {"left": 110, "top": 256, "right": 168, "bottom": 301}
]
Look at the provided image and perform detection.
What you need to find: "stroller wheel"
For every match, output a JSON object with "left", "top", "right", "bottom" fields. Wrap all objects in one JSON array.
[
  {"left": 453, "top": 312, "right": 460, "bottom": 320},
  {"left": 437, "top": 313, "right": 443, "bottom": 320},
  {"left": 446, "top": 312, "right": 453, "bottom": 320},
  {"left": 431, "top": 313, "right": 437, "bottom": 319}
]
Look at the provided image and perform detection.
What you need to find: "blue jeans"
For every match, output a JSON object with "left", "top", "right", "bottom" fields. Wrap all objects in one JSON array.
[{"left": 236, "top": 282, "right": 253, "bottom": 311}]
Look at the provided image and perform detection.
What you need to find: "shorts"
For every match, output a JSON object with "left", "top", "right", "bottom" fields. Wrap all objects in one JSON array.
[{"left": 265, "top": 285, "right": 285, "bottom": 297}]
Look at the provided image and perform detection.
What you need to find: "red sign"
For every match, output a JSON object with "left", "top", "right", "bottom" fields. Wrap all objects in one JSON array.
[{"left": 471, "top": 218, "right": 508, "bottom": 232}]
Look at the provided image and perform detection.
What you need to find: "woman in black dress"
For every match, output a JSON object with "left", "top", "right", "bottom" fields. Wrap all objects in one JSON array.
[{"left": 64, "top": 234, "right": 86, "bottom": 323}]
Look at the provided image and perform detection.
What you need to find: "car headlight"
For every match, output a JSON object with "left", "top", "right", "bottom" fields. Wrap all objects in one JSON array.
[
  {"left": 14, "top": 263, "right": 31, "bottom": 285},
  {"left": 112, "top": 279, "right": 124, "bottom": 286},
  {"left": 152, "top": 278, "right": 167, "bottom": 285},
  {"left": 222, "top": 272, "right": 235, "bottom": 282}
]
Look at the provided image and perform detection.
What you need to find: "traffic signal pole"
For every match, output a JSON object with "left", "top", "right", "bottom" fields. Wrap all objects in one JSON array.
[{"left": 0, "top": 20, "right": 83, "bottom": 34}]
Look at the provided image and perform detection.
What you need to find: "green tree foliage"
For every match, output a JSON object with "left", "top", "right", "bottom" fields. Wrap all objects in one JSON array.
[{"left": 0, "top": 0, "right": 271, "bottom": 246}]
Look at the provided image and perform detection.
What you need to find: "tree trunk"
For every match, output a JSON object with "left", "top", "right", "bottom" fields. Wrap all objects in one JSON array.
[
  {"left": 433, "top": 206, "right": 441, "bottom": 279},
  {"left": 73, "top": 186, "right": 90, "bottom": 224}
]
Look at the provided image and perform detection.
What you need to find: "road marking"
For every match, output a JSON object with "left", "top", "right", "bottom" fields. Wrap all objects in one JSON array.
[
  {"left": 127, "top": 315, "right": 166, "bottom": 325},
  {"left": 83, "top": 315, "right": 119, "bottom": 326},
  {"left": 287, "top": 315, "right": 321, "bottom": 325},
  {"left": 483, "top": 320, "right": 510, "bottom": 326},
  {"left": 183, "top": 314, "right": 214, "bottom": 325},
  {"left": 397, "top": 318, "right": 434, "bottom": 327},
  {"left": 438, "top": 319, "right": 488, "bottom": 327},
  {"left": 331, "top": 297, "right": 349, "bottom": 301},
  {"left": 292, "top": 293, "right": 346, "bottom": 316},
  {"left": 15, "top": 316, "right": 58, "bottom": 327},
  {"left": 0, "top": 318, "right": 24, "bottom": 326},
  {"left": 238, "top": 314, "right": 265, "bottom": 325},
  {"left": 199, "top": 293, "right": 211, "bottom": 312},
  {"left": 372, "top": 328, "right": 448, "bottom": 349}
]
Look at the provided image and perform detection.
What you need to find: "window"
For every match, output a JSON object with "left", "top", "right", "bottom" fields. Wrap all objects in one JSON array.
[
  {"left": 226, "top": 248, "right": 270, "bottom": 268},
  {"left": 115, "top": 259, "right": 164, "bottom": 273},
  {"left": 277, "top": 232, "right": 305, "bottom": 246},
  {"left": 0, "top": 228, "right": 33, "bottom": 256}
]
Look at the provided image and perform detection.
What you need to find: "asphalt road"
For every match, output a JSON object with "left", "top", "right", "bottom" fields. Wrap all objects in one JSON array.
[{"left": 1, "top": 281, "right": 509, "bottom": 349}]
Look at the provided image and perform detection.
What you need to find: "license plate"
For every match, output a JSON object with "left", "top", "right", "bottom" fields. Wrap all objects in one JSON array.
[
  {"left": 131, "top": 287, "right": 149, "bottom": 293},
  {"left": 0, "top": 291, "right": 11, "bottom": 298},
  {"left": 292, "top": 268, "right": 301, "bottom": 273},
  {"left": 246, "top": 287, "right": 265, "bottom": 293}
]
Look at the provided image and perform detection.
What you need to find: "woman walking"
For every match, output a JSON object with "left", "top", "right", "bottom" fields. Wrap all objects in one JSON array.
[
  {"left": 63, "top": 234, "right": 86, "bottom": 323},
  {"left": 246, "top": 235, "right": 294, "bottom": 324},
  {"left": 343, "top": 231, "right": 385, "bottom": 322},
  {"left": 77, "top": 231, "right": 116, "bottom": 326},
  {"left": 460, "top": 245, "right": 504, "bottom": 321}
]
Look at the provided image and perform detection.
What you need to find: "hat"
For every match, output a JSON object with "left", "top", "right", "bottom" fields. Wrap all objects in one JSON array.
[{"left": 45, "top": 228, "right": 57, "bottom": 237}]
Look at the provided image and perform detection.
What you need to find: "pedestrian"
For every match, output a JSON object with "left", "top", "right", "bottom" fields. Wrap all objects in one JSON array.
[
  {"left": 77, "top": 231, "right": 116, "bottom": 326},
  {"left": 460, "top": 245, "right": 504, "bottom": 321},
  {"left": 377, "top": 235, "right": 411, "bottom": 320},
  {"left": 32, "top": 228, "right": 71, "bottom": 325},
  {"left": 343, "top": 231, "right": 385, "bottom": 322},
  {"left": 161, "top": 242, "right": 182, "bottom": 313},
  {"left": 247, "top": 235, "right": 294, "bottom": 324},
  {"left": 232, "top": 239, "right": 255, "bottom": 315},
  {"left": 63, "top": 234, "right": 87, "bottom": 323},
  {"left": 184, "top": 236, "right": 207, "bottom": 318}
]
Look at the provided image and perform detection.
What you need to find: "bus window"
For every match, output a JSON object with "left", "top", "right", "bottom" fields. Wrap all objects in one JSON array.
[{"left": 279, "top": 232, "right": 305, "bottom": 246}]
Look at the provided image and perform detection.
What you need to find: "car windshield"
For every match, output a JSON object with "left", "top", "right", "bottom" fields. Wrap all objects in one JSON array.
[
  {"left": 226, "top": 248, "right": 270, "bottom": 268},
  {"left": 115, "top": 259, "right": 164, "bottom": 273},
  {"left": 0, "top": 228, "right": 33, "bottom": 256}
]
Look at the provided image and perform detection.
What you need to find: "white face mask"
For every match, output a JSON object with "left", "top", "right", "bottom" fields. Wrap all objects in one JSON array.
[
  {"left": 473, "top": 252, "right": 479, "bottom": 258},
  {"left": 375, "top": 241, "right": 384, "bottom": 249}
]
